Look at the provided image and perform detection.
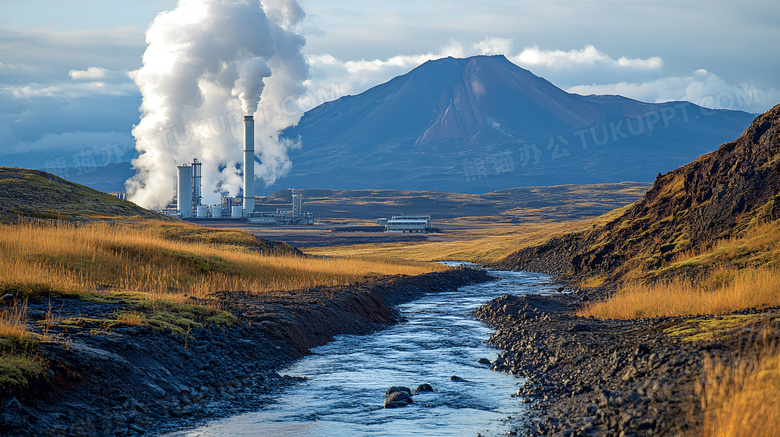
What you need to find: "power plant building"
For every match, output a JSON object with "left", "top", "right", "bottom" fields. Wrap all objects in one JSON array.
[
  {"left": 385, "top": 215, "right": 431, "bottom": 233},
  {"left": 172, "top": 115, "right": 313, "bottom": 225}
]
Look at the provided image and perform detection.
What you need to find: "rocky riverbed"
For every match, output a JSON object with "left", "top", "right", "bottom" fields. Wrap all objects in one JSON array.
[
  {"left": 474, "top": 287, "right": 780, "bottom": 436},
  {"left": 0, "top": 267, "right": 490, "bottom": 437}
]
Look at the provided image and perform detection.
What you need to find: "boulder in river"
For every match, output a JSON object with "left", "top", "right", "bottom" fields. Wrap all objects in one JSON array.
[
  {"left": 384, "top": 387, "right": 413, "bottom": 408},
  {"left": 415, "top": 383, "right": 434, "bottom": 393}
]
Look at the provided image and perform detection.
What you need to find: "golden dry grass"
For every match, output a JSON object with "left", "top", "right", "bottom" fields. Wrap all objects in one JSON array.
[
  {"left": 578, "top": 267, "right": 780, "bottom": 320},
  {"left": 0, "top": 220, "right": 445, "bottom": 306},
  {"left": 0, "top": 301, "right": 28, "bottom": 340},
  {"left": 698, "top": 334, "right": 780, "bottom": 436},
  {"left": 306, "top": 219, "right": 604, "bottom": 263}
]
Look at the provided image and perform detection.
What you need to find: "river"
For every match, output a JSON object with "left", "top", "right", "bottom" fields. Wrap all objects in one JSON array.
[{"left": 166, "top": 266, "right": 559, "bottom": 437}]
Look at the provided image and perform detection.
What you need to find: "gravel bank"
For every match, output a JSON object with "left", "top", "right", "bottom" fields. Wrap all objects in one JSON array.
[{"left": 474, "top": 288, "right": 780, "bottom": 436}]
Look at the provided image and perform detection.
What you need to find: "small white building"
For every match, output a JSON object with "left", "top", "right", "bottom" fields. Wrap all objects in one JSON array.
[{"left": 386, "top": 215, "right": 431, "bottom": 233}]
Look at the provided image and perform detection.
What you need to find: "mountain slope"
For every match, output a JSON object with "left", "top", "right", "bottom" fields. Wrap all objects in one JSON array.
[
  {"left": 497, "top": 103, "right": 780, "bottom": 280},
  {"left": 275, "top": 55, "right": 753, "bottom": 193},
  {"left": 0, "top": 167, "right": 165, "bottom": 222}
]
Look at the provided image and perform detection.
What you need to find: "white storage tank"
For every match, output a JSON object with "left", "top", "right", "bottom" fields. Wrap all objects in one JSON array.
[
  {"left": 231, "top": 205, "right": 243, "bottom": 218},
  {"left": 211, "top": 206, "right": 222, "bottom": 219},
  {"left": 177, "top": 165, "right": 193, "bottom": 218},
  {"left": 197, "top": 205, "right": 208, "bottom": 218}
]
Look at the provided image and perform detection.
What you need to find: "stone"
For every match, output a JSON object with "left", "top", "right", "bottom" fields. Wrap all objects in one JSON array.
[
  {"left": 0, "top": 397, "right": 27, "bottom": 428},
  {"left": 385, "top": 386, "right": 412, "bottom": 396},
  {"left": 384, "top": 390, "right": 413, "bottom": 408},
  {"left": 1, "top": 293, "right": 13, "bottom": 303},
  {"left": 415, "top": 383, "right": 434, "bottom": 393},
  {"left": 478, "top": 358, "right": 491, "bottom": 365},
  {"left": 449, "top": 375, "right": 466, "bottom": 382}
]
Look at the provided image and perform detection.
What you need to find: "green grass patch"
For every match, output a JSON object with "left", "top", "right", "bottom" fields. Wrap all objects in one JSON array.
[
  {"left": 0, "top": 353, "right": 45, "bottom": 389},
  {"left": 664, "top": 315, "right": 755, "bottom": 342},
  {"left": 204, "top": 311, "right": 239, "bottom": 327},
  {"left": 130, "top": 300, "right": 240, "bottom": 335},
  {"left": 0, "top": 281, "right": 80, "bottom": 301}
]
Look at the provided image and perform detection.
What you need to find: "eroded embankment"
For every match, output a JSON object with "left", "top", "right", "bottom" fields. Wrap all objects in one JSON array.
[
  {"left": 474, "top": 289, "right": 780, "bottom": 436},
  {"left": 1, "top": 267, "right": 490, "bottom": 437}
]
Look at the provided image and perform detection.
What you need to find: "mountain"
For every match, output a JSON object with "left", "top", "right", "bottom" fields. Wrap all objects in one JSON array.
[
  {"left": 0, "top": 167, "right": 165, "bottom": 222},
  {"left": 275, "top": 55, "right": 753, "bottom": 193},
  {"left": 496, "top": 103, "right": 780, "bottom": 281}
]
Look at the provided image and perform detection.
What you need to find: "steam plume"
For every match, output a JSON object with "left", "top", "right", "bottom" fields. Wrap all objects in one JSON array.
[{"left": 127, "top": 0, "right": 308, "bottom": 209}]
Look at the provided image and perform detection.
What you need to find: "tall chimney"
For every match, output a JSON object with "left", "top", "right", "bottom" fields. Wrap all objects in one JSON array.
[{"left": 243, "top": 115, "right": 255, "bottom": 216}]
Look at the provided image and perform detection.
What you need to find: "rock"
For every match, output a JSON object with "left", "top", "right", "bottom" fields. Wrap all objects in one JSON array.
[
  {"left": 586, "top": 404, "right": 599, "bottom": 415},
  {"left": 384, "top": 390, "right": 413, "bottom": 408},
  {"left": 449, "top": 375, "right": 466, "bottom": 382},
  {"left": 385, "top": 386, "right": 412, "bottom": 396},
  {"left": 0, "top": 397, "right": 27, "bottom": 428},
  {"left": 415, "top": 383, "right": 434, "bottom": 393},
  {"left": 1, "top": 293, "right": 13, "bottom": 303},
  {"left": 478, "top": 358, "right": 491, "bottom": 365}
]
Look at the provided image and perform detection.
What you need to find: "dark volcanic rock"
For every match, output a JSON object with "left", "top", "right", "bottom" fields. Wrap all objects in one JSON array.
[
  {"left": 474, "top": 289, "right": 780, "bottom": 436},
  {"left": 415, "top": 383, "right": 434, "bottom": 393},
  {"left": 384, "top": 387, "right": 414, "bottom": 408}
]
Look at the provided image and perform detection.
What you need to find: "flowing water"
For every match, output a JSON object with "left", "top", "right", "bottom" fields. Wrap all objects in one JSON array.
[{"left": 167, "top": 267, "right": 559, "bottom": 437}]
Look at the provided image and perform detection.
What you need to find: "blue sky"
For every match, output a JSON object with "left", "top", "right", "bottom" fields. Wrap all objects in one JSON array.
[{"left": 1, "top": 0, "right": 779, "bottom": 173}]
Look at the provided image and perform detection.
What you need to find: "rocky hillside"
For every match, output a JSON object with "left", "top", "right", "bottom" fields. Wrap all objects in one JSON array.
[
  {"left": 497, "top": 103, "right": 780, "bottom": 281},
  {"left": 0, "top": 167, "right": 164, "bottom": 222}
]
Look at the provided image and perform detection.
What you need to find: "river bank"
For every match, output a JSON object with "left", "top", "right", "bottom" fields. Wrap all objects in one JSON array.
[
  {"left": 474, "top": 287, "right": 780, "bottom": 436},
  {"left": 1, "top": 267, "right": 490, "bottom": 437}
]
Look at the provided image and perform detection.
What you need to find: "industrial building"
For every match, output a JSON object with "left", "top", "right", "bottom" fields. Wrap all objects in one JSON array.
[
  {"left": 170, "top": 115, "right": 313, "bottom": 224},
  {"left": 383, "top": 215, "right": 432, "bottom": 233},
  {"left": 247, "top": 189, "right": 313, "bottom": 225},
  {"left": 176, "top": 158, "right": 202, "bottom": 218}
]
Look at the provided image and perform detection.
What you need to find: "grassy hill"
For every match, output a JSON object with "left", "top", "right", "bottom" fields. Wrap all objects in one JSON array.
[{"left": 0, "top": 167, "right": 164, "bottom": 222}]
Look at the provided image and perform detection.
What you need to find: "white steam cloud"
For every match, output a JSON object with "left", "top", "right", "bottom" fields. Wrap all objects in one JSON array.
[
  {"left": 127, "top": 0, "right": 308, "bottom": 209},
  {"left": 233, "top": 57, "right": 272, "bottom": 114}
]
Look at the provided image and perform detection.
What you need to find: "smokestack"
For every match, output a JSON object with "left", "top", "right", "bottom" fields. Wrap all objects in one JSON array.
[{"left": 243, "top": 115, "right": 255, "bottom": 216}]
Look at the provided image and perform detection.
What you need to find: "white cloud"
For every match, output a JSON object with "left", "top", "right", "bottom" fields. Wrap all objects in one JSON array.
[
  {"left": 0, "top": 62, "right": 38, "bottom": 74},
  {"left": 69, "top": 66, "right": 130, "bottom": 82},
  {"left": 5, "top": 81, "right": 137, "bottom": 99},
  {"left": 512, "top": 44, "right": 662, "bottom": 71},
  {"left": 568, "top": 71, "right": 780, "bottom": 113},
  {"left": 3, "top": 67, "right": 137, "bottom": 99}
]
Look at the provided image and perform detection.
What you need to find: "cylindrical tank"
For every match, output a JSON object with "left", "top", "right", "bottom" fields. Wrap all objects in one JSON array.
[
  {"left": 243, "top": 116, "right": 255, "bottom": 215},
  {"left": 211, "top": 206, "right": 222, "bottom": 219},
  {"left": 231, "top": 205, "right": 243, "bottom": 218},
  {"left": 177, "top": 165, "right": 193, "bottom": 218},
  {"left": 197, "top": 205, "right": 208, "bottom": 218}
]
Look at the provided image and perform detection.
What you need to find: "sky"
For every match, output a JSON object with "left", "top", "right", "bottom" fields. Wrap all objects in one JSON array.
[{"left": 1, "top": 0, "right": 779, "bottom": 176}]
